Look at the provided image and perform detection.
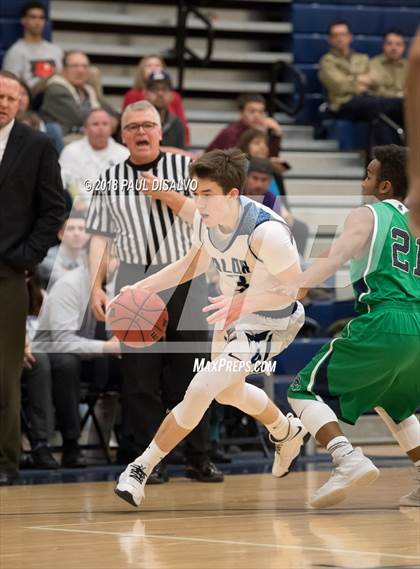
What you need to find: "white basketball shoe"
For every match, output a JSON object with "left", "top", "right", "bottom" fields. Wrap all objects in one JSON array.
[
  {"left": 310, "top": 447, "right": 379, "bottom": 508},
  {"left": 271, "top": 414, "right": 307, "bottom": 477},
  {"left": 115, "top": 461, "right": 149, "bottom": 507},
  {"left": 400, "top": 470, "right": 420, "bottom": 507}
]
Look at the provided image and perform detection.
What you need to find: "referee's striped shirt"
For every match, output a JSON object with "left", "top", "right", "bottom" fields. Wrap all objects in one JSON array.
[{"left": 86, "top": 152, "right": 193, "bottom": 266}]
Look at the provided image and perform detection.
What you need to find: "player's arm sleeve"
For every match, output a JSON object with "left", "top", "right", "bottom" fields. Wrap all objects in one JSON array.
[{"left": 250, "top": 221, "right": 299, "bottom": 276}]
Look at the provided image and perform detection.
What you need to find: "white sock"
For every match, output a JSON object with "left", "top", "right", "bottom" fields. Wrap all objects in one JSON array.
[
  {"left": 266, "top": 411, "right": 290, "bottom": 441},
  {"left": 327, "top": 436, "right": 354, "bottom": 462},
  {"left": 134, "top": 440, "right": 168, "bottom": 475}
]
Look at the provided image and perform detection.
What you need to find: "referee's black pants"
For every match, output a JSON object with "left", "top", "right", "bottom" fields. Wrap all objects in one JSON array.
[{"left": 115, "top": 262, "right": 211, "bottom": 465}]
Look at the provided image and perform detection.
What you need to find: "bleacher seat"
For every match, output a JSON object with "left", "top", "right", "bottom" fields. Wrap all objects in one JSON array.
[
  {"left": 324, "top": 119, "right": 370, "bottom": 151},
  {"left": 296, "top": 63, "right": 321, "bottom": 93},
  {"left": 305, "top": 299, "right": 356, "bottom": 333},
  {"left": 0, "top": 0, "right": 33, "bottom": 18},
  {"left": 0, "top": 21, "right": 21, "bottom": 50},
  {"left": 294, "top": 33, "right": 386, "bottom": 64},
  {"left": 293, "top": 4, "right": 420, "bottom": 36},
  {"left": 296, "top": 93, "right": 323, "bottom": 125},
  {"left": 296, "top": 0, "right": 420, "bottom": 6}
]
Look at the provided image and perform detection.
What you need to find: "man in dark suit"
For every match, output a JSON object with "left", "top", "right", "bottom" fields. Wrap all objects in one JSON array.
[{"left": 0, "top": 70, "right": 66, "bottom": 485}]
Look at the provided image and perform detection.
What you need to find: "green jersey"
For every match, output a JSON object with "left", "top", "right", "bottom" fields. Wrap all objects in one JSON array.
[{"left": 350, "top": 199, "right": 420, "bottom": 314}]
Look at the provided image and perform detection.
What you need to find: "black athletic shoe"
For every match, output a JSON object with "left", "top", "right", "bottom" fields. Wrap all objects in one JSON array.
[
  {"left": 32, "top": 446, "right": 59, "bottom": 470},
  {"left": 211, "top": 443, "right": 232, "bottom": 464},
  {"left": 185, "top": 459, "right": 224, "bottom": 482},
  {"left": 61, "top": 446, "right": 87, "bottom": 468}
]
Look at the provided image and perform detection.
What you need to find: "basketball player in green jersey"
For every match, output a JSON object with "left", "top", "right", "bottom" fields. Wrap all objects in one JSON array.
[{"left": 284, "top": 144, "right": 420, "bottom": 509}]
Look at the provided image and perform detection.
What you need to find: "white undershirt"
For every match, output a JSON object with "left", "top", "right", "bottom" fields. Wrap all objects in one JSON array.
[{"left": 0, "top": 119, "right": 15, "bottom": 164}]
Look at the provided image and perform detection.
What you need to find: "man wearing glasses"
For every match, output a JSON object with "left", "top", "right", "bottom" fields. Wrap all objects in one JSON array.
[
  {"left": 40, "top": 50, "right": 116, "bottom": 139},
  {"left": 86, "top": 100, "right": 223, "bottom": 483}
]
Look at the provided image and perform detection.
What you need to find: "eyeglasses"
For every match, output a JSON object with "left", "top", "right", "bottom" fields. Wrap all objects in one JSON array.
[
  {"left": 123, "top": 121, "right": 159, "bottom": 133},
  {"left": 65, "top": 64, "right": 89, "bottom": 69}
]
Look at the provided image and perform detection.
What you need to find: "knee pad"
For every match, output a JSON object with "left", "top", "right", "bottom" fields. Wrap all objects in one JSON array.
[
  {"left": 217, "top": 383, "right": 269, "bottom": 417},
  {"left": 375, "top": 407, "right": 420, "bottom": 453},
  {"left": 288, "top": 397, "right": 339, "bottom": 438},
  {"left": 172, "top": 369, "right": 221, "bottom": 430}
]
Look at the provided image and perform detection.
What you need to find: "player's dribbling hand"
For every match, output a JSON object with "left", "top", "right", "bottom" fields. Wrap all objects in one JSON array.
[
  {"left": 91, "top": 286, "right": 108, "bottom": 321},
  {"left": 203, "top": 295, "right": 245, "bottom": 329}
]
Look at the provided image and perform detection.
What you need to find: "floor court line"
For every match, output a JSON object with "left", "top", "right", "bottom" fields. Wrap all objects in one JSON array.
[
  {"left": 22, "top": 511, "right": 281, "bottom": 528},
  {"left": 25, "top": 526, "right": 420, "bottom": 562},
  {"left": 20, "top": 507, "right": 400, "bottom": 528}
]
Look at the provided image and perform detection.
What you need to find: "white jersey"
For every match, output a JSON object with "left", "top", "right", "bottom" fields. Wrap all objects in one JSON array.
[{"left": 192, "top": 196, "right": 300, "bottom": 311}]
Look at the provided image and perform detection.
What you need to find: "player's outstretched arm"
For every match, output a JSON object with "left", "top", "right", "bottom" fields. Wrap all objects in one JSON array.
[
  {"left": 297, "top": 206, "right": 374, "bottom": 290},
  {"left": 203, "top": 280, "right": 298, "bottom": 328},
  {"left": 406, "top": 29, "right": 420, "bottom": 237},
  {"left": 122, "top": 245, "right": 211, "bottom": 296}
]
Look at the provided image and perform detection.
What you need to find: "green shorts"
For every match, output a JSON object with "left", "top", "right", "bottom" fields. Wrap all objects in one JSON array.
[{"left": 288, "top": 302, "right": 420, "bottom": 424}]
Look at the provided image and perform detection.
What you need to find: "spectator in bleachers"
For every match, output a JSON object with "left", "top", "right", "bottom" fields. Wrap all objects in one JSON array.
[
  {"left": 370, "top": 29, "right": 407, "bottom": 98},
  {"left": 238, "top": 127, "right": 290, "bottom": 196},
  {"left": 40, "top": 51, "right": 117, "bottom": 139},
  {"left": 243, "top": 158, "right": 281, "bottom": 213},
  {"left": 144, "top": 70, "right": 185, "bottom": 150},
  {"left": 243, "top": 158, "right": 308, "bottom": 256},
  {"left": 2, "top": 2, "right": 63, "bottom": 94},
  {"left": 26, "top": 253, "right": 121, "bottom": 468},
  {"left": 59, "top": 109, "right": 129, "bottom": 211},
  {"left": 206, "top": 94, "right": 283, "bottom": 157},
  {"left": 38, "top": 212, "right": 89, "bottom": 288},
  {"left": 319, "top": 21, "right": 404, "bottom": 144},
  {"left": 122, "top": 54, "right": 190, "bottom": 145}
]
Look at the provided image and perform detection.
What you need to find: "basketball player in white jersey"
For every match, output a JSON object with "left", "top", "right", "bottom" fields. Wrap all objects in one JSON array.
[{"left": 115, "top": 149, "right": 307, "bottom": 507}]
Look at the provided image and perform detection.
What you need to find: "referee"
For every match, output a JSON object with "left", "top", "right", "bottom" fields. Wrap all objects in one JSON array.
[{"left": 86, "top": 101, "right": 223, "bottom": 483}]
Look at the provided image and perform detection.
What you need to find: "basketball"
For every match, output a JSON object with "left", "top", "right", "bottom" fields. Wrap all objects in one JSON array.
[{"left": 107, "top": 288, "right": 168, "bottom": 347}]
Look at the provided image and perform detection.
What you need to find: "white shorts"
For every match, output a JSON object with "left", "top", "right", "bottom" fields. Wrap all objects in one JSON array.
[{"left": 211, "top": 302, "right": 305, "bottom": 368}]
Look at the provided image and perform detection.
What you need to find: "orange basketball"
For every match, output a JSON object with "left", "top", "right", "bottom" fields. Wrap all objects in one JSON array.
[{"left": 107, "top": 288, "right": 168, "bottom": 347}]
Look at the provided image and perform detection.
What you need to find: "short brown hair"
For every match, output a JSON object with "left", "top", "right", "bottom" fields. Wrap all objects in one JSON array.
[
  {"left": 237, "top": 93, "right": 265, "bottom": 112},
  {"left": 0, "top": 70, "right": 20, "bottom": 84},
  {"left": 238, "top": 128, "right": 269, "bottom": 155},
  {"left": 189, "top": 149, "right": 248, "bottom": 194},
  {"left": 63, "top": 50, "right": 89, "bottom": 67}
]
